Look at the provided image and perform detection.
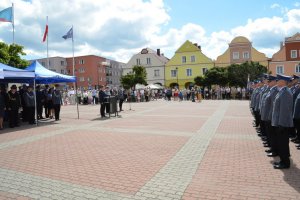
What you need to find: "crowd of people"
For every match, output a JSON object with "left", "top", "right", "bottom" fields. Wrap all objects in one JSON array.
[
  {"left": 163, "top": 86, "right": 249, "bottom": 102},
  {"left": 250, "top": 74, "right": 300, "bottom": 169},
  {"left": 0, "top": 84, "right": 63, "bottom": 129}
]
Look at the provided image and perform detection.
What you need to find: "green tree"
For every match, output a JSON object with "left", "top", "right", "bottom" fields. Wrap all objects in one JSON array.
[
  {"left": 204, "top": 67, "right": 228, "bottom": 86},
  {"left": 194, "top": 76, "right": 206, "bottom": 87},
  {"left": 120, "top": 73, "right": 135, "bottom": 89},
  {"left": 227, "top": 61, "right": 268, "bottom": 87},
  {"left": 120, "top": 65, "right": 147, "bottom": 89},
  {"left": 132, "top": 65, "right": 147, "bottom": 85},
  {"left": 0, "top": 42, "right": 29, "bottom": 69}
]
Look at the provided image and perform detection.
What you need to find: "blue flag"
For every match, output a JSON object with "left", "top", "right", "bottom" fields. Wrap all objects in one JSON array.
[
  {"left": 62, "top": 27, "right": 73, "bottom": 40},
  {"left": 0, "top": 7, "right": 13, "bottom": 22}
]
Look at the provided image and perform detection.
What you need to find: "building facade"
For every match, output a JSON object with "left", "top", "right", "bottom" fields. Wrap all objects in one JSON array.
[
  {"left": 269, "top": 33, "right": 300, "bottom": 76},
  {"left": 66, "top": 55, "right": 106, "bottom": 89},
  {"left": 124, "top": 48, "right": 169, "bottom": 86},
  {"left": 215, "top": 36, "right": 269, "bottom": 67},
  {"left": 103, "top": 59, "right": 124, "bottom": 88},
  {"left": 35, "top": 56, "right": 68, "bottom": 74},
  {"left": 165, "top": 40, "right": 214, "bottom": 89}
]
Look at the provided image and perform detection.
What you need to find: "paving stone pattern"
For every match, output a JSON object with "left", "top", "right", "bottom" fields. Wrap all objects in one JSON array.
[{"left": 0, "top": 100, "right": 300, "bottom": 200}]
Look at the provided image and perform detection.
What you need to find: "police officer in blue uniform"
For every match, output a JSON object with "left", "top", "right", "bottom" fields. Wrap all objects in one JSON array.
[
  {"left": 294, "top": 83, "right": 300, "bottom": 150},
  {"left": 271, "top": 74, "right": 294, "bottom": 169},
  {"left": 260, "top": 75, "right": 279, "bottom": 156}
]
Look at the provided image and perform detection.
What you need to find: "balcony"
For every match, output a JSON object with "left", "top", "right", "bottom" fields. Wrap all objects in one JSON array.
[{"left": 101, "top": 61, "right": 111, "bottom": 66}]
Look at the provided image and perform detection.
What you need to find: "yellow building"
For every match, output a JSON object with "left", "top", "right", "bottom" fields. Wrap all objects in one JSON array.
[
  {"left": 215, "top": 36, "right": 269, "bottom": 67},
  {"left": 165, "top": 40, "right": 214, "bottom": 89}
]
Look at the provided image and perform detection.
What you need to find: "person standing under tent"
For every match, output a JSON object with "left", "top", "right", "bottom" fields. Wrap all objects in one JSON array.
[
  {"left": 24, "top": 85, "right": 36, "bottom": 125},
  {"left": 52, "top": 84, "right": 63, "bottom": 121},
  {"left": 36, "top": 85, "right": 44, "bottom": 119},
  {"left": 7, "top": 85, "right": 20, "bottom": 128},
  {"left": 0, "top": 87, "right": 6, "bottom": 129},
  {"left": 43, "top": 85, "right": 49, "bottom": 118}
]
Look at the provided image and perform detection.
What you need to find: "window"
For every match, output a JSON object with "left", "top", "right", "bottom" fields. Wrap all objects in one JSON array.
[
  {"left": 171, "top": 70, "right": 177, "bottom": 77},
  {"left": 136, "top": 58, "right": 141, "bottom": 65},
  {"left": 48, "top": 60, "right": 51, "bottom": 67},
  {"left": 291, "top": 50, "right": 297, "bottom": 58},
  {"left": 41, "top": 62, "right": 45, "bottom": 67},
  {"left": 61, "top": 69, "right": 65, "bottom": 74},
  {"left": 146, "top": 58, "right": 151, "bottom": 65},
  {"left": 50, "top": 69, "right": 56, "bottom": 72},
  {"left": 99, "top": 77, "right": 102, "bottom": 81},
  {"left": 79, "top": 59, "right": 84, "bottom": 64},
  {"left": 191, "top": 55, "right": 195, "bottom": 62},
  {"left": 202, "top": 68, "right": 208, "bottom": 74},
  {"left": 243, "top": 52, "right": 249, "bottom": 59},
  {"left": 61, "top": 61, "right": 65, "bottom": 66},
  {"left": 79, "top": 67, "right": 85, "bottom": 73},
  {"left": 182, "top": 56, "right": 186, "bottom": 63},
  {"left": 296, "top": 64, "right": 300, "bottom": 73},
  {"left": 154, "top": 69, "right": 160, "bottom": 77},
  {"left": 276, "top": 66, "right": 284, "bottom": 74},
  {"left": 233, "top": 52, "right": 239, "bottom": 60},
  {"left": 186, "top": 69, "right": 192, "bottom": 76},
  {"left": 79, "top": 77, "right": 85, "bottom": 82}
]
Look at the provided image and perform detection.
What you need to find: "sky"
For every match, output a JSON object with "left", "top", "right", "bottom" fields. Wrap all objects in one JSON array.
[{"left": 0, "top": 0, "right": 300, "bottom": 63}]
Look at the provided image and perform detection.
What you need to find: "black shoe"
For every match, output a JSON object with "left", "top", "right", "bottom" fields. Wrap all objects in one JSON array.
[
  {"left": 296, "top": 144, "right": 300, "bottom": 148},
  {"left": 297, "top": 146, "right": 300, "bottom": 150},
  {"left": 273, "top": 163, "right": 290, "bottom": 169},
  {"left": 258, "top": 133, "right": 263, "bottom": 137},
  {"left": 263, "top": 141, "right": 268, "bottom": 145},
  {"left": 263, "top": 144, "right": 270, "bottom": 148},
  {"left": 267, "top": 153, "right": 278, "bottom": 157},
  {"left": 294, "top": 140, "right": 300, "bottom": 144},
  {"left": 265, "top": 149, "right": 272, "bottom": 153}
]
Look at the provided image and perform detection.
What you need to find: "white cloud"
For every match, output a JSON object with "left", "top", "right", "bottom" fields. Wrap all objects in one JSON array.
[
  {"left": 1, "top": 0, "right": 300, "bottom": 63},
  {"left": 294, "top": 2, "right": 300, "bottom": 7},
  {"left": 271, "top": 3, "right": 280, "bottom": 9}
]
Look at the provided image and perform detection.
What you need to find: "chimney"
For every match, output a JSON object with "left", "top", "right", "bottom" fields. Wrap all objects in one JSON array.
[
  {"left": 157, "top": 49, "right": 161, "bottom": 56},
  {"left": 198, "top": 45, "right": 201, "bottom": 51},
  {"left": 280, "top": 41, "right": 283, "bottom": 49},
  {"left": 193, "top": 43, "right": 198, "bottom": 47}
]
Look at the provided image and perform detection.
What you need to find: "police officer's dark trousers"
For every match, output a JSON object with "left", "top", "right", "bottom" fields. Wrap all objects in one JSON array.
[
  {"left": 27, "top": 106, "right": 35, "bottom": 124},
  {"left": 275, "top": 127, "right": 290, "bottom": 166},
  {"left": 9, "top": 109, "right": 19, "bottom": 127}
]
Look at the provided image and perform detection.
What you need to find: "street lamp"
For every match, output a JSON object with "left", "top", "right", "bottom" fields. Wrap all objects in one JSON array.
[{"left": 175, "top": 67, "right": 178, "bottom": 89}]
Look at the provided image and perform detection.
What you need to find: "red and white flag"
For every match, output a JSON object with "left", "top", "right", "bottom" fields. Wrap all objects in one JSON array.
[{"left": 42, "top": 23, "right": 48, "bottom": 42}]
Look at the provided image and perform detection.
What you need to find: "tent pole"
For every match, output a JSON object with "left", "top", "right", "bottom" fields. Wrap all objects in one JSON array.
[
  {"left": 34, "top": 79, "right": 38, "bottom": 126},
  {"left": 75, "top": 82, "right": 79, "bottom": 119}
]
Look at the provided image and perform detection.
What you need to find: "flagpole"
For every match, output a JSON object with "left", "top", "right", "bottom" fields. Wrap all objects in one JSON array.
[
  {"left": 46, "top": 16, "right": 49, "bottom": 69},
  {"left": 12, "top": 3, "right": 14, "bottom": 44},
  {"left": 72, "top": 25, "right": 79, "bottom": 119}
]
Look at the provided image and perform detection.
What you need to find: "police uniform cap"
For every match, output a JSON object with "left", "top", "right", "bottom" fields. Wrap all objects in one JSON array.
[
  {"left": 293, "top": 74, "right": 300, "bottom": 79},
  {"left": 268, "top": 75, "right": 277, "bottom": 81},
  {"left": 276, "top": 74, "right": 292, "bottom": 82}
]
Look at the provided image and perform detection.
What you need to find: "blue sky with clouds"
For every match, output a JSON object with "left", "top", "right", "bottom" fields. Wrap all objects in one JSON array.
[{"left": 0, "top": 0, "right": 300, "bottom": 62}]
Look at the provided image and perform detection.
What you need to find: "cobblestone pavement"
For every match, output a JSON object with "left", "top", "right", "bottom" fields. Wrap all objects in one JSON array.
[{"left": 0, "top": 100, "right": 300, "bottom": 200}]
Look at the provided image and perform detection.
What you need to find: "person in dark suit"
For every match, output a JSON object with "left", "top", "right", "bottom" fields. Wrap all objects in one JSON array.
[
  {"left": 0, "top": 87, "right": 6, "bottom": 129},
  {"left": 271, "top": 74, "right": 294, "bottom": 169},
  {"left": 98, "top": 85, "right": 107, "bottom": 118},
  {"left": 7, "top": 85, "right": 20, "bottom": 128},
  {"left": 52, "top": 84, "right": 63, "bottom": 121},
  {"left": 36, "top": 85, "right": 44, "bottom": 119},
  {"left": 23, "top": 85, "right": 35, "bottom": 124}
]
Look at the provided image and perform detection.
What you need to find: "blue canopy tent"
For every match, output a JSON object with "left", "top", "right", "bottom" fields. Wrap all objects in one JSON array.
[
  {"left": 0, "top": 63, "right": 35, "bottom": 82},
  {"left": 25, "top": 61, "right": 79, "bottom": 119},
  {"left": 25, "top": 61, "right": 76, "bottom": 84}
]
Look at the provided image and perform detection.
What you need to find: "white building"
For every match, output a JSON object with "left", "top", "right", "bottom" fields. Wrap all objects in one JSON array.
[{"left": 124, "top": 48, "right": 169, "bottom": 86}]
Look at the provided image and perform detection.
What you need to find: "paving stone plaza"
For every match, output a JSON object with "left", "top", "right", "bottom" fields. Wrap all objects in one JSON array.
[{"left": 0, "top": 100, "right": 300, "bottom": 200}]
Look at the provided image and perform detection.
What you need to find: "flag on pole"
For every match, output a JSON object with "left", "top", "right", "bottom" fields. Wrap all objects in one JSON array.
[
  {"left": 42, "top": 24, "right": 48, "bottom": 42},
  {"left": 0, "top": 7, "right": 13, "bottom": 22},
  {"left": 62, "top": 27, "right": 73, "bottom": 40}
]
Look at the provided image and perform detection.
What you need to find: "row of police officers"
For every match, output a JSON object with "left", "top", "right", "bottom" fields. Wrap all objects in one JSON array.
[{"left": 250, "top": 74, "right": 300, "bottom": 169}]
